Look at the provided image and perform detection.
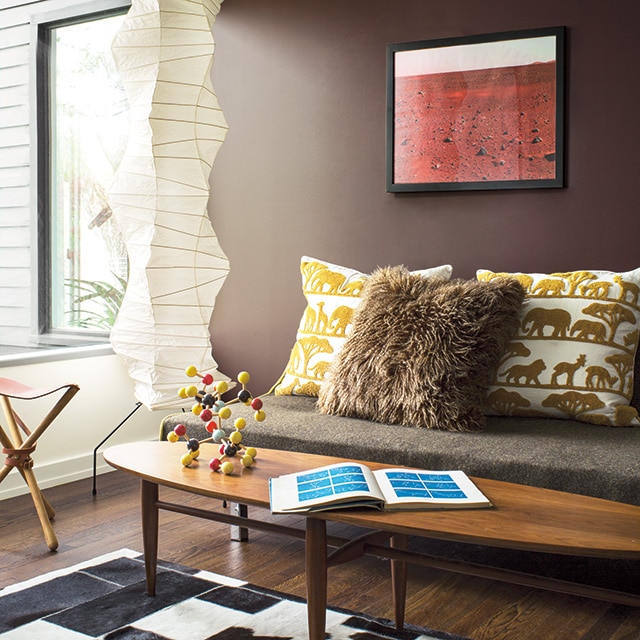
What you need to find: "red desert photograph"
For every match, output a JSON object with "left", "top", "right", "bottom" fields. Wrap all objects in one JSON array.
[{"left": 392, "top": 32, "right": 560, "bottom": 187}]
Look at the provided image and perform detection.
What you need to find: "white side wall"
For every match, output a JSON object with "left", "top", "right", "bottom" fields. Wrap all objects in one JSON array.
[{"left": 0, "top": 351, "right": 163, "bottom": 499}]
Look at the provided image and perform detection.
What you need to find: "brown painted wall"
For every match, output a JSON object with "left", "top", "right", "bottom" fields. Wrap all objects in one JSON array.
[{"left": 208, "top": 0, "right": 640, "bottom": 393}]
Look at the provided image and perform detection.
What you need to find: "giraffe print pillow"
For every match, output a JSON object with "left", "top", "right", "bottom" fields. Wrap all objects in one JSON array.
[
  {"left": 477, "top": 268, "right": 640, "bottom": 426},
  {"left": 274, "top": 257, "right": 452, "bottom": 397}
]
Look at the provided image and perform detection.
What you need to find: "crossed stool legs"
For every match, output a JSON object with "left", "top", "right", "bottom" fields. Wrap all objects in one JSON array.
[{"left": 0, "top": 378, "right": 79, "bottom": 551}]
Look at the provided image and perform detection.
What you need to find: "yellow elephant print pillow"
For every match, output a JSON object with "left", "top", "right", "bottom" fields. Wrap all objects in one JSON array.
[
  {"left": 477, "top": 268, "right": 640, "bottom": 426},
  {"left": 275, "top": 257, "right": 453, "bottom": 396}
]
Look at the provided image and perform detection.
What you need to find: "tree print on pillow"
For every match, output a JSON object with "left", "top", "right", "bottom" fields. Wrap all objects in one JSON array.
[{"left": 478, "top": 268, "right": 640, "bottom": 426}]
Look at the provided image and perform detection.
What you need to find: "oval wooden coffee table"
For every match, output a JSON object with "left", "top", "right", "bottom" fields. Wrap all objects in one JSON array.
[{"left": 104, "top": 441, "right": 640, "bottom": 640}]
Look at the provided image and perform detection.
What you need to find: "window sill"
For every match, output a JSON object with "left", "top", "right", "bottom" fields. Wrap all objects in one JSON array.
[{"left": 0, "top": 343, "right": 114, "bottom": 367}]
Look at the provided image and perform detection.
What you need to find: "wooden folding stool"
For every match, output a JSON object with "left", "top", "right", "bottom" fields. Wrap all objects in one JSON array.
[{"left": 0, "top": 378, "right": 79, "bottom": 551}]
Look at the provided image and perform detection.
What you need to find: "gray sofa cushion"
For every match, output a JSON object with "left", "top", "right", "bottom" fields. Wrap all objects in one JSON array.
[{"left": 160, "top": 394, "right": 640, "bottom": 506}]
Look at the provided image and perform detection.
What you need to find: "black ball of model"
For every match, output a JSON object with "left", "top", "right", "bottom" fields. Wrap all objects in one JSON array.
[{"left": 224, "top": 443, "right": 239, "bottom": 457}]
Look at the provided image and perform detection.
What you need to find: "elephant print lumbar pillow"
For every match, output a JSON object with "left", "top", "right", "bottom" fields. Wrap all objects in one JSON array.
[{"left": 477, "top": 268, "right": 640, "bottom": 426}]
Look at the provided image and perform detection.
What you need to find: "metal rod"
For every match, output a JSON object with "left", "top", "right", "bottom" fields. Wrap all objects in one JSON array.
[{"left": 92, "top": 402, "right": 143, "bottom": 495}]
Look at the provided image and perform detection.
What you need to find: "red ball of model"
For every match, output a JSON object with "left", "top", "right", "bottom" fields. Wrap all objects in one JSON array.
[
  {"left": 209, "top": 458, "right": 221, "bottom": 471},
  {"left": 251, "top": 397, "right": 263, "bottom": 411},
  {"left": 174, "top": 423, "right": 187, "bottom": 437},
  {"left": 202, "top": 373, "right": 214, "bottom": 385},
  {"left": 200, "top": 408, "right": 213, "bottom": 422}
]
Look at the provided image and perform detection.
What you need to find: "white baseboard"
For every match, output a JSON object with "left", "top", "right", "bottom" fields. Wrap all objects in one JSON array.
[{"left": 1, "top": 451, "right": 122, "bottom": 500}]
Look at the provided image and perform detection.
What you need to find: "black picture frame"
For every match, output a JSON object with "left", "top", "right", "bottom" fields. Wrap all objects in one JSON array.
[{"left": 386, "top": 26, "right": 566, "bottom": 193}]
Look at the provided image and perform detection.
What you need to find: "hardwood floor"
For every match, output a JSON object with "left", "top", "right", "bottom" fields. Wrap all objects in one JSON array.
[{"left": 1, "top": 471, "right": 639, "bottom": 640}]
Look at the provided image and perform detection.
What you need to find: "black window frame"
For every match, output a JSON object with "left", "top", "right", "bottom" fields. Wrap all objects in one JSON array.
[{"left": 33, "top": 0, "right": 131, "bottom": 347}]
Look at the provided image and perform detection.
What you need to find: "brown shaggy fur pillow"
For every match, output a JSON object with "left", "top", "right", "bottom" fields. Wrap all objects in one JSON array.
[{"left": 317, "top": 266, "right": 524, "bottom": 431}]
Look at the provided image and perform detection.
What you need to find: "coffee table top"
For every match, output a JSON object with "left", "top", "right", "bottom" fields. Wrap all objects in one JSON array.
[{"left": 104, "top": 441, "right": 640, "bottom": 559}]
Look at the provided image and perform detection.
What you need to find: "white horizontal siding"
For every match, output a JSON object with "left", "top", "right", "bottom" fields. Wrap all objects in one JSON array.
[
  {"left": 0, "top": 4, "right": 35, "bottom": 23},
  {"left": 0, "top": 82, "right": 28, "bottom": 108},
  {"left": 0, "top": 164, "right": 29, "bottom": 187},
  {"left": 0, "top": 62, "right": 29, "bottom": 90},
  {"left": 0, "top": 315, "right": 30, "bottom": 337},
  {"left": 0, "top": 204, "right": 29, "bottom": 225},
  {"left": 0, "top": 184, "right": 29, "bottom": 206},
  {"left": 0, "top": 6, "right": 30, "bottom": 347},
  {"left": 0, "top": 285, "right": 30, "bottom": 309},
  {"left": 0, "top": 264, "right": 30, "bottom": 286},
  {"left": 0, "top": 325, "right": 33, "bottom": 346},
  {"left": 0, "top": 245, "right": 29, "bottom": 268},
  {"left": 0, "top": 102, "right": 29, "bottom": 127},
  {"left": 0, "top": 143, "right": 29, "bottom": 167},
  {"left": 0, "top": 225, "right": 29, "bottom": 245},
  {"left": 0, "top": 122, "right": 29, "bottom": 147},
  {"left": 0, "top": 23, "right": 30, "bottom": 49}
]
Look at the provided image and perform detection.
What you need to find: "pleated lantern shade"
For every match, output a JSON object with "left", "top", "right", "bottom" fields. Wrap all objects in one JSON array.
[{"left": 108, "top": 0, "right": 229, "bottom": 410}]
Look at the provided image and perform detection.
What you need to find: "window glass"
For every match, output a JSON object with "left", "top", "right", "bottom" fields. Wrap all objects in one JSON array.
[{"left": 47, "top": 13, "right": 129, "bottom": 337}]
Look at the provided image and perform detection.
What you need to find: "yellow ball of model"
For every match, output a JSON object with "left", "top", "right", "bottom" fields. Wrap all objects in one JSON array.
[
  {"left": 220, "top": 460, "right": 235, "bottom": 475},
  {"left": 215, "top": 380, "right": 229, "bottom": 394},
  {"left": 241, "top": 454, "right": 254, "bottom": 467}
]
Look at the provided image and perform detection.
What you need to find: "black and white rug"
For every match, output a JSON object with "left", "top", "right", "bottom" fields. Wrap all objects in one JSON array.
[{"left": 0, "top": 549, "right": 471, "bottom": 640}]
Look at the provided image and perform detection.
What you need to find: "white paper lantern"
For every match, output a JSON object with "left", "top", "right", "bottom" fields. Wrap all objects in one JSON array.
[{"left": 108, "top": 0, "right": 229, "bottom": 410}]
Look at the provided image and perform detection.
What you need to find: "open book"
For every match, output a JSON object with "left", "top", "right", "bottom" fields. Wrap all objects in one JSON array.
[{"left": 269, "top": 462, "right": 492, "bottom": 513}]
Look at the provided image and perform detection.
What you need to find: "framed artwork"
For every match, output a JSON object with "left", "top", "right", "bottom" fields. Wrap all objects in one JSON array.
[{"left": 386, "top": 27, "right": 565, "bottom": 192}]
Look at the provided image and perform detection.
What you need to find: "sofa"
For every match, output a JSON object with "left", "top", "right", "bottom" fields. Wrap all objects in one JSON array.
[
  {"left": 161, "top": 259, "right": 640, "bottom": 508},
  {"left": 161, "top": 393, "right": 640, "bottom": 507}
]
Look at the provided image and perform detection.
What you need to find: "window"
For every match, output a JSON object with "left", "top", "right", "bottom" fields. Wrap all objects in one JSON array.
[{"left": 35, "top": 3, "right": 130, "bottom": 349}]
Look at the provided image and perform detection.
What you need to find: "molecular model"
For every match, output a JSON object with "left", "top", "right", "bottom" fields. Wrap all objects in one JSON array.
[{"left": 167, "top": 366, "right": 266, "bottom": 475}]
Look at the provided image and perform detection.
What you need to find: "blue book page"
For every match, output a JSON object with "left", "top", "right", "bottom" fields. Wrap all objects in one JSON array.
[
  {"left": 296, "top": 465, "right": 370, "bottom": 503},
  {"left": 372, "top": 468, "right": 491, "bottom": 509},
  {"left": 269, "top": 462, "right": 385, "bottom": 513}
]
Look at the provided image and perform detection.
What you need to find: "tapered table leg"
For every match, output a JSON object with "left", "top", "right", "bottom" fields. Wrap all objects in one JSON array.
[
  {"left": 141, "top": 479, "right": 159, "bottom": 596},
  {"left": 306, "top": 517, "right": 328, "bottom": 640},
  {"left": 391, "top": 533, "right": 409, "bottom": 629}
]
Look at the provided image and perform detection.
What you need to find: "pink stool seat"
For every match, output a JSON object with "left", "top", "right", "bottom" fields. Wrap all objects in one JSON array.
[{"left": 0, "top": 377, "right": 77, "bottom": 400}]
